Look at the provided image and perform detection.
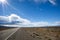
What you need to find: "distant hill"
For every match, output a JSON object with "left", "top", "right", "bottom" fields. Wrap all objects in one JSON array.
[
  {"left": 0, "top": 25, "right": 7, "bottom": 28},
  {"left": 0, "top": 25, "right": 14, "bottom": 28}
]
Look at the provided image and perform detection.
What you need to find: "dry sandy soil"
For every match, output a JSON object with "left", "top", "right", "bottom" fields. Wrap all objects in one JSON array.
[{"left": 21, "top": 27, "right": 60, "bottom": 40}]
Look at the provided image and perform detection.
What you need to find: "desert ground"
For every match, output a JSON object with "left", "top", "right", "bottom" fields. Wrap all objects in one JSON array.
[
  {"left": 0, "top": 26, "right": 60, "bottom": 40},
  {"left": 21, "top": 27, "right": 60, "bottom": 40}
]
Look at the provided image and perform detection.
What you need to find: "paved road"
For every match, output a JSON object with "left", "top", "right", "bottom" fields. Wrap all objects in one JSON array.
[
  {"left": 7, "top": 28, "right": 41, "bottom": 40},
  {"left": 0, "top": 28, "right": 19, "bottom": 40}
]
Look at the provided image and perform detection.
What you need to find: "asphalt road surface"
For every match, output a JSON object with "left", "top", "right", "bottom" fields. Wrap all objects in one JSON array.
[
  {"left": 7, "top": 28, "right": 38, "bottom": 40},
  {"left": 0, "top": 28, "right": 19, "bottom": 40}
]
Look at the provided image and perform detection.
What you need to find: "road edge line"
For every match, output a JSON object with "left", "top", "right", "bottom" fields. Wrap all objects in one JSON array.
[{"left": 5, "top": 28, "right": 20, "bottom": 40}]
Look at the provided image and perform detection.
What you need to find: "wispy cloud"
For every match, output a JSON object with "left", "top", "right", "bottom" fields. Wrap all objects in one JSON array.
[
  {"left": 54, "top": 21, "right": 60, "bottom": 25},
  {"left": 31, "top": 22, "right": 48, "bottom": 27},
  {"left": 33, "top": 0, "right": 56, "bottom": 5},
  {"left": 0, "top": 14, "right": 59, "bottom": 27},
  {"left": 19, "top": 0, "right": 56, "bottom": 5},
  {"left": 48, "top": 0, "right": 56, "bottom": 5}
]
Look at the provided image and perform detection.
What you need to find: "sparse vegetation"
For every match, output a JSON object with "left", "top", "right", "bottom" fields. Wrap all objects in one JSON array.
[{"left": 22, "top": 27, "right": 60, "bottom": 40}]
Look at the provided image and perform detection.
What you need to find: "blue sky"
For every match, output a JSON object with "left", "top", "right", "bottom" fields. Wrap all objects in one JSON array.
[{"left": 0, "top": 0, "right": 60, "bottom": 27}]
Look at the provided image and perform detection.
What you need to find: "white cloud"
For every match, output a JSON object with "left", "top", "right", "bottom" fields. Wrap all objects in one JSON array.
[
  {"left": 31, "top": 22, "right": 48, "bottom": 27},
  {"left": 0, "top": 14, "right": 31, "bottom": 26},
  {"left": 9, "top": 14, "right": 49, "bottom": 27},
  {"left": 48, "top": 0, "right": 56, "bottom": 5},
  {"left": 0, "top": 16, "right": 10, "bottom": 23},
  {"left": 8, "top": 14, "right": 31, "bottom": 25},
  {"left": 48, "top": 21, "right": 60, "bottom": 26},
  {"left": 0, "top": 14, "right": 60, "bottom": 27},
  {"left": 54, "top": 21, "right": 60, "bottom": 25}
]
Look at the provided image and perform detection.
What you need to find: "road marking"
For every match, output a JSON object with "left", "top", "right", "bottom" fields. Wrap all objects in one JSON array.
[{"left": 5, "top": 28, "right": 20, "bottom": 40}]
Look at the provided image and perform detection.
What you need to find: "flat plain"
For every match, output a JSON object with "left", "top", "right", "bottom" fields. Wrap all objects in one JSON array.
[{"left": 0, "top": 26, "right": 60, "bottom": 40}]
